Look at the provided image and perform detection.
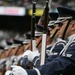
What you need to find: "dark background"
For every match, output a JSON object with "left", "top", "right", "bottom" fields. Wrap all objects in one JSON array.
[{"left": 0, "top": 15, "right": 40, "bottom": 33}]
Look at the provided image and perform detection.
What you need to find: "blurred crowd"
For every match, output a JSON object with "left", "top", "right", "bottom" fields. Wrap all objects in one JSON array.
[
  {"left": 0, "top": 0, "right": 43, "bottom": 7},
  {"left": 0, "top": 0, "right": 74, "bottom": 9}
]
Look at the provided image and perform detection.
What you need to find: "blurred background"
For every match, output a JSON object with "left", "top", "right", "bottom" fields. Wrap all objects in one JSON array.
[{"left": 0, "top": 0, "right": 75, "bottom": 46}]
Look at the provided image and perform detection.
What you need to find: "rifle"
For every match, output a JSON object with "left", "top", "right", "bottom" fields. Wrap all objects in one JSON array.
[
  {"left": 30, "top": 0, "right": 36, "bottom": 68},
  {"left": 31, "top": 0, "right": 36, "bottom": 52},
  {"left": 38, "top": 0, "right": 52, "bottom": 25},
  {"left": 40, "top": 0, "right": 52, "bottom": 66}
]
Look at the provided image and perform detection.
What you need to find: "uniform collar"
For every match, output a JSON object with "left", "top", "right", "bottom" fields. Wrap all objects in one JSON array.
[
  {"left": 68, "top": 34, "right": 75, "bottom": 41},
  {"left": 56, "top": 38, "right": 63, "bottom": 42}
]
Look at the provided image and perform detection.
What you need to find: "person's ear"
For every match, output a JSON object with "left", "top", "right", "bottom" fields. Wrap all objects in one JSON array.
[{"left": 71, "top": 23, "right": 75, "bottom": 31}]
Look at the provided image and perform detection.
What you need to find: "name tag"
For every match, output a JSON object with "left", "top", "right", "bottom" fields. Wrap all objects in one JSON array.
[
  {"left": 66, "top": 54, "right": 72, "bottom": 57},
  {"left": 62, "top": 53, "right": 72, "bottom": 57}
]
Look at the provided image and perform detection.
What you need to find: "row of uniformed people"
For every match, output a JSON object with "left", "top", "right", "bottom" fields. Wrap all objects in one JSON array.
[
  {"left": 18, "top": 11, "right": 66, "bottom": 68},
  {"left": 1, "top": 10, "right": 58, "bottom": 71},
  {"left": 0, "top": 1, "right": 59, "bottom": 74},
  {"left": 0, "top": 23, "right": 45, "bottom": 74},
  {"left": 12, "top": 12, "right": 65, "bottom": 68},
  {"left": 0, "top": 9, "right": 56, "bottom": 73},
  {"left": 5, "top": 13, "right": 58, "bottom": 68},
  {"left": 5, "top": 6, "right": 75, "bottom": 75},
  {"left": 0, "top": 7, "right": 66, "bottom": 75},
  {"left": 0, "top": 24, "right": 45, "bottom": 70},
  {"left": 15, "top": 10, "right": 67, "bottom": 69},
  {"left": 0, "top": 9, "right": 59, "bottom": 75},
  {"left": 0, "top": 31, "right": 32, "bottom": 74},
  {"left": 18, "top": 18, "right": 66, "bottom": 68},
  {"left": 0, "top": 7, "right": 59, "bottom": 71},
  {"left": 0, "top": 13, "right": 58, "bottom": 75}
]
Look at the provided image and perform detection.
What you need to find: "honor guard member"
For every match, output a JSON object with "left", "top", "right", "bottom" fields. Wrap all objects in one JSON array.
[
  {"left": 35, "top": 24, "right": 52, "bottom": 50},
  {"left": 13, "top": 32, "right": 31, "bottom": 68},
  {"left": 18, "top": 25, "right": 43, "bottom": 69},
  {"left": 3, "top": 33, "right": 31, "bottom": 71},
  {"left": 15, "top": 32, "right": 32, "bottom": 69},
  {"left": 9, "top": 33, "right": 32, "bottom": 69},
  {"left": 45, "top": 20, "right": 66, "bottom": 63},
  {"left": 7, "top": 6, "right": 75, "bottom": 75}
]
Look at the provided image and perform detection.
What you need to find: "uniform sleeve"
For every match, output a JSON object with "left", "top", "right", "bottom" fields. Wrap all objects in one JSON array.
[
  {"left": 38, "top": 56, "right": 73, "bottom": 75},
  {"left": 32, "top": 56, "right": 40, "bottom": 68},
  {"left": 18, "top": 57, "right": 30, "bottom": 69},
  {"left": 27, "top": 42, "right": 75, "bottom": 75},
  {"left": 27, "top": 56, "right": 74, "bottom": 75},
  {"left": 46, "top": 41, "right": 66, "bottom": 63}
]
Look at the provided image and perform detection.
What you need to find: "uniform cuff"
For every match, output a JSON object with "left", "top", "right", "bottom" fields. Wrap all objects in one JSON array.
[{"left": 33, "top": 56, "right": 40, "bottom": 67}]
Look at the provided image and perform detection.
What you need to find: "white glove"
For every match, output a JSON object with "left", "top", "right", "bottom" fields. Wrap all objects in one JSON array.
[
  {"left": 22, "top": 50, "right": 31, "bottom": 57},
  {"left": 5, "top": 59, "right": 12, "bottom": 70},
  {"left": 22, "top": 50, "right": 40, "bottom": 62},
  {"left": 5, "top": 70, "right": 13, "bottom": 75},
  {"left": 11, "top": 65, "right": 28, "bottom": 75},
  {"left": 11, "top": 56, "right": 16, "bottom": 61}
]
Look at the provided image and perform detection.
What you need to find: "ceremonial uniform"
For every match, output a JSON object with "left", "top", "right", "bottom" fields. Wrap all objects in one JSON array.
[
  {"left": 27, "top": 34, "right": 75, "bottom": 75},
  {"left": 9, "top": 35, "right": 75, "bottom": 75},
  {"left": 26, "top": 6, "right": 75, "bottom": 75},
  {"left": 7, "top": 6, "right": 75, "bottom": 75}
]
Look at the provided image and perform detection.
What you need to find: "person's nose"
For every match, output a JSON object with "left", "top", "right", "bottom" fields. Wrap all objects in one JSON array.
[
  {"left": 57, "top": 26, "right": 61, "bottom": 30},
  {"left": 49, "top": 28, "right": 53, "bottom": 31}
]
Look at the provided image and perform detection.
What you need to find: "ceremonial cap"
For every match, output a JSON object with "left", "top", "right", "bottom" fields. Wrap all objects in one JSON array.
[
  {"left": 35, "top": 24, "right": 50, "bottom": 36},
  {"left": 25, "top": 31, "right": 42, "bottom": 38},
  {"left": 35, "top": 25, "right": 43, "bottom": 37},
  {"left": 49, "top": 12, "right": 59, "bottom": 20},
  {"left": 0, "top": 45, "right": 5, "bottom": 49},
  {"left": 48, "top": 12, "right": 59, "bottom": 28},
  {"left": 48, "top": 21, "right": 55, "bottom": 27},
  {"left": 6, "top": 40, "right": 13, "bottom": 45},
  {"left": 25, "top": 32, "right": 31, "bottom": 39},
  {"left": 13, "top": 39, "right": 23, "bottom": 44},
  {"left": 35, "top": 24, "right": 44, "bottom": 32},
  {"left": 57, "top": 6, "right": 75, "bottom": 20},
  {"left": 23, "top": 32, "right": 31, "bottom": 44},
  {"left": 54, "top": 20, "right": 63, "bottom": 27},
  {"left": 24, "top": 24, "right": 43, "bottom": 38}
]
